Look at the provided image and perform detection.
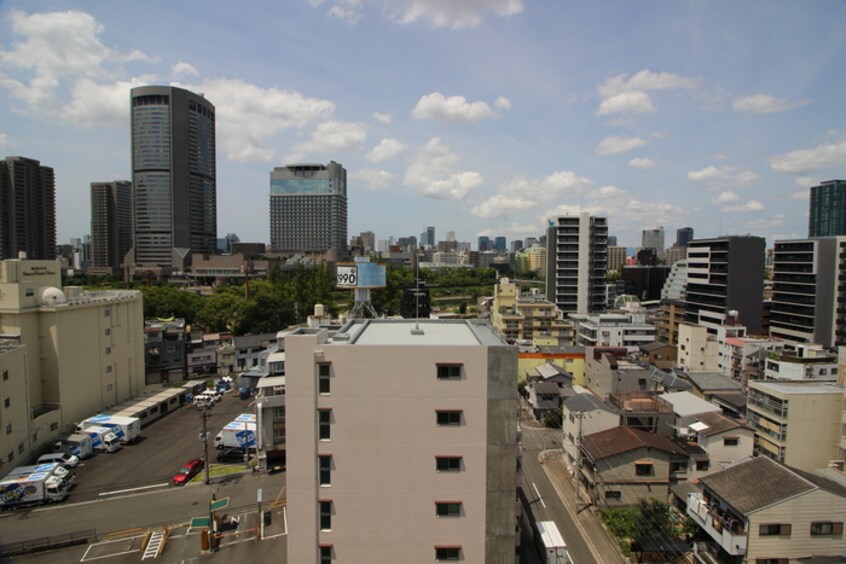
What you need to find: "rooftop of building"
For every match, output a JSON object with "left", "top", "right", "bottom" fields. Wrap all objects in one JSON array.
[
  {"left": 682, "top": 371, "right": 742, "bottom": 392},
  {"left": 302, "top": 318, "right": 508, "bottom": 347},
  {"left": 700, "top": 456, "right": 846, "bottom": 514},
  {"left": 582, "top": 425, "right": 686, "bottom": 461},
  {"left": 710, "top": 391, "right": 748, "bottom": 409},
  {"left": 563, "top": 392, "right": 618, "bottom": 414},
  {"left": 689, "top": 411, "right": 745, "bottom": 437},
  {"left": 658, "top": 391, "right": 721, "bottom": 417},
  {"left": 748, "top": 380, "right": 844, "bottom": 395}
]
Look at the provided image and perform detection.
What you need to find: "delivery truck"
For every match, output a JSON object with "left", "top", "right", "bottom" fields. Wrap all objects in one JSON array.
[
  {"left": 0, "top": 463, "right": 72, "bottom": 508},
  {"left": 80, "top": 426, "right": 122, "bottom": 453},
  {"left": 214, "top": 420, "right": 257, "bottom": 449},
  {"left": 53, "top": 433, "right": 94, "bottom": 460},
  {"left": 77, "top": 414, "right": 140, "bottom": 444},
  {"left": 535, "top": 520, "right": 569, "bottom": 564}
]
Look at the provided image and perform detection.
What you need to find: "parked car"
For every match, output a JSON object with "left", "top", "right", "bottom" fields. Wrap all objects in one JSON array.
[
  {"left": 37, "top": 452, "right": 80, "bottom": 468},
  {"left": 172, "top": 458, "right": 205, "bottom": 486},
  {"left": 217, "top": 448, "right": 247, "bottom": 463}
]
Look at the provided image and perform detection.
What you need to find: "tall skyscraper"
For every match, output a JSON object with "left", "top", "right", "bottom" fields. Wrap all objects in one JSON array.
[
  {"left": 90, "top": 181, "right": 133, "bottom": 274},
  {"left": 0, "top": 156, "right": 56, "bottom": 260},
  {"left": 684, "top": 236, "right": 765, "bottom": 332},
  {"left": 426, "top": 226, "right": 435, "bottom": 248},
  {"left": 642, "top": 226, "right": 665, "bottom": 255},
  {"left": 676, "top": 227, "right": 694, "bottom": 248},
  {"left": 808, "top": 180, "right": 846, "bottom": 237},
  {"left": 545, "top": 213, "right": 608, "bottom": 314},
  {"left": 494, "top": 236, "right": 507, "bottom": 252},
  {"left": 269, "top": 161, "right": 348, "bottom": 254},
  {"left": 478, "top": 236, "right": 491, "bottom": 252},
  {"left": 130, "top": 86, "right": 216, "bottom": 271}
]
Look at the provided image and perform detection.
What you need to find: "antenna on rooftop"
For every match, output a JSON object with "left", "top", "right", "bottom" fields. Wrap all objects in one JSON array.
[{"left": 412, "top": 246, "right": 424, "bottom": 335}]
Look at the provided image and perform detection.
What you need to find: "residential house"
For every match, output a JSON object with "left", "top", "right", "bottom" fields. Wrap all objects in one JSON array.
[
  {"left": 679, "top": 371, "right": 743, "bottom": 401},
  {"left": 657, "top": 391, "right": 721, "bottom": 438},
  {"left": 686, "top": 411, "right": 754, "bottom": 479},
  {"left": 608, "top": 392, "right": 675, "bottom": 438},
  {"left": 637, "top": 341, "right": 677, "bottom": 370},
  {"left": 562, "top": 393, "right": 619, "bottom": 472},
  {"left": 686, "top": 456, "right": 846, "bottom": 563}
]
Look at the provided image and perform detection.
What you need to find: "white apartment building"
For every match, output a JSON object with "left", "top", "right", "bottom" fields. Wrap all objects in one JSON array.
[
  {"left": 660, "top": 259, "right": 687, "bottom": 301},
  {"left": 569, "top": 312, "right": 656, "bottom": 352},
  {"left": 763, "top": 344, "right": 839, "bottom": 382},
  {"left": 286, "top": 319, "right": 517, "bottom": 564},
  {"left": 545, "top": 213, "right": 608, "bottom": 314},
  {"left": 0, "top": 259, "right": 145, "bottom": 450},
  {"left": 677, "top": 321, "right": 747, "bottom": 374}
]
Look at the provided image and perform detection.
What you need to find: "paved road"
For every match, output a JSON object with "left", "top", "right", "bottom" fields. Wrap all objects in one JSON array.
[{"left": 520, "top": 416, "right": 599, "bottom": 564}]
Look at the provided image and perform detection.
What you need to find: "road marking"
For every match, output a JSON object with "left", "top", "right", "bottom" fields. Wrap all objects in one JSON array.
[
  {"left": 532, "top": 482, "right": 546, "bottom": 508},
  {"left": 98, "top": 483, "right": 170, "bottom": 496}
]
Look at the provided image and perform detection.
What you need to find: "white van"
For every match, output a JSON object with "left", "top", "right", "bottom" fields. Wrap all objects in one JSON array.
[{"left": 37, "top": 452, "right": 80, "bottom": 468}]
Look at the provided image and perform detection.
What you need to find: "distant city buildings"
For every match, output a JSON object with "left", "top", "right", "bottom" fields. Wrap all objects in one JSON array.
[
  {"left": 808, "top": 179, "right": 846, "bottom": 237},
  {"left": 269, "top": 161, "right": 348, "bottom": 255},
  {"left": 130, "top": 85, "right": 217, "bottom": 272},
  {"left": 90, "top": 181, "right": 133, "bottom": 274},
  {"left": 545, "top": 213, "right": 608, "bottom": 314},
  {"left": 0, "top": 156, "right": 56, "bottom": 260},
  {"left": 676, "top": 227, "right": 693, "bottom": 248},
  {"left": 641, "top": 226, "right": 665, "bottom": 256}
]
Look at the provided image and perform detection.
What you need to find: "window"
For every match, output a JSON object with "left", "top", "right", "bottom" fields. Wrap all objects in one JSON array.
[
  {"left": 104, "top": 309, "right": 110, "bottom": 317},
  {"left": 5, "top": 424, "right": 11, "bottom": 435},
  {"left": 273, "top": 407, "right": 284, "bottom": 422},
  {"left": 436, "top": 410, "right": 462, "bottom": 426},
  {"left": 724, "top": 436, "right": 739, "bottom": 447},
  {"left": 318, "top": 364, "right": 331, "bottom": 394},
  {"left": 759, "top": 523, "right": 791, "bottom": 536},
  {"left": 2, "top": 370, "right": 8, "bottom": 381},
  {"left": 319, "top": 455, "right": 331, "bottom": 486},
  {"left": 437, "top": 364, "right": 462, "bottom": 380},
  {"left": 635, "top": 462, "right": 654, "bottom": 476},
  {"left": 17, "top": 442, "right": 24, "bottom": 454},
  {"left": 435, "top": 546, "right": 461, "bottom": 561},
  {"left": 696, "top": 460, "right": 710, "bottom": 471},
  {"left": 105, "top": 347, "right": 111, "bottom": 355},
  {"left": 104, "top": 328, "right": 110, "bottom": 336},
  {"left": 3, "top": 398, "right": 8, "bottom": 408},
  {"left": 25, "top": 289, "right": 34, "bottom": 297},
  {"left": 435, "top": 501, "right": 462, "bottom": 517},
  {"left": 319, "top": 410, "right": 331, "bottom": 440},
  {"left": 568, "top": 412, "right": 575, "bottom": 423},
  {"left": 319, "top": 545, "right": 332, "bottom": 564},
  {"left": 810, "top": 522, "right": 843, "bottom": 535},
  {"left": 605, "top": 490, "right": 622, "bottom": 501},
  {"left": 50, "top": 422, "right": 58, "bottom": 431},
  {"left": 106, "top": 366, "right": 112, "bottom": 373},
  {"left": 436, "top": 456, "right": 462, "bottom": 472},
  {"left": 273, "top": 428, "right": 285, "bottom": 441},
  {"left": 319, "top": 500, "right": 332, "bottom": 531}
]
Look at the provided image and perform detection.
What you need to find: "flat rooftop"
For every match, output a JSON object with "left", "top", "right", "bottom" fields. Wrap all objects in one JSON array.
[
  {"left": 749, "top": 380, "right": 844, "bottom": 395},
  {"left": 338, "top": 319, "right": 507, "bottom": 347}
]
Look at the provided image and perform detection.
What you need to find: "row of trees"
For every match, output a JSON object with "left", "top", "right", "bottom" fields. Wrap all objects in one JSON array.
[{"left": 135, "top": 263, "right": 502, "bottom": 334}]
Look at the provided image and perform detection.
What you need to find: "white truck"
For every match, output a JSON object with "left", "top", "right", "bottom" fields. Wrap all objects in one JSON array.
[
  {"left": 535, "top": 520, "right": 569, "bottom": 564},
  {"left": 53, "top": 433, "right": 94, "bottom": 460},
  {"left": 77, "top": 414, "right": 140, "bottom": 444},
  {"left": 80, "top": 426, "right": 122, "bottom": 453},
  {"left": 214, "top": 416, "right": 257, "bottom": 449},
  {"left": 0, "top": 463, "right": 72, "bottom": 508}
]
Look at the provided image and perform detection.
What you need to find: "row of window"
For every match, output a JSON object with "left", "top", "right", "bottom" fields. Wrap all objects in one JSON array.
[
  {"left": 317, "top": 362, "right": 464, "bottom": 396},
  {"left": 318, "top": 545, "right": 461, "bottom": 562},
  {"left": 318, "top": 408, "right": 464, "bottom": 441},
  {"left": 759, "top": 521, "right": 843, "bottom": 536}
]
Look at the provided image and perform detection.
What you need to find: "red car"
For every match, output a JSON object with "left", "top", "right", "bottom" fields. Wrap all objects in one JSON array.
[{"left": 172, "top": 458, "right": 205, "bottom": 485}]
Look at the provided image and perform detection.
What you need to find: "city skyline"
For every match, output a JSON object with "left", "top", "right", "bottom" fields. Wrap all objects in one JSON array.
[{"left": 1, "top": 2, "right": 845, "bottom": 248}]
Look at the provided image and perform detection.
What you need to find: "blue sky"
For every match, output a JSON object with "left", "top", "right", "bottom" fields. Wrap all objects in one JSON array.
[{"left": 1, "top": 1, "right": 844, "bottom": 248}]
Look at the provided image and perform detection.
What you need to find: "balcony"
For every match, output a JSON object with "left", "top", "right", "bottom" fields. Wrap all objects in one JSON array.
[{"left": 687, "top": 493, "right": 747, "bottom": 556}]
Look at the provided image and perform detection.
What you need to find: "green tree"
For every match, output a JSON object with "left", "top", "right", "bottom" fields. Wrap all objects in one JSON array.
[
  {"left": 194, "top": 288, "right": 247, "bottom": 333},
  {"left": 141, "top": 285, "right": 204, "bottom": 324}
]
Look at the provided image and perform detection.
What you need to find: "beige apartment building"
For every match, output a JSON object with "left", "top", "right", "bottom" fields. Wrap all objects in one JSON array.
[
  {"left": 490, "top": 278, "right": 573, "bottom": 345},
  {"left": 0, "top": 258, "right": 145, "bottom": 458},
  {"left": 747, "top": 380, "right": 843, "bottom": 472},
  {"left": 286, "top": 318, "right": 517, "bottom": 564}
]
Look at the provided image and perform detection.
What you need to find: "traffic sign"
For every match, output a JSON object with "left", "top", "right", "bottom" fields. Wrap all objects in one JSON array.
[
  {"left": 210, "top": 497, "right": 230, "bottom": 512},
  {"left": 190, "top": 517, "right": 211, "bottom": 528}
]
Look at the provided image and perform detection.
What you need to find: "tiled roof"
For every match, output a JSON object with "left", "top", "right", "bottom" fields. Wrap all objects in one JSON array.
[
  {"left": 563, "top": 392, "right": 618, "bottom": 414},
  {"left": 692, "top": 411, "right": 745, "bottom": 437},
  {"left": 582, "top": 426, "right": 686, "bottom": 461}
]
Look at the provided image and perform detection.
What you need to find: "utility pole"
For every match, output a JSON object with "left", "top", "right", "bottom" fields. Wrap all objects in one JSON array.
[
  {"left": 200, "top": 406, "right": 211, "bottom": 485},
  {"left": 575, "top": 411, "right": 583, "bottom": 510}
]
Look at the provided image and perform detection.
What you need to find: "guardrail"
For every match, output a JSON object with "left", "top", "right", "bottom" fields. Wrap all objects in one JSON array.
[{"left": 0, "top": 528, "right": 97, "bottom": 558}]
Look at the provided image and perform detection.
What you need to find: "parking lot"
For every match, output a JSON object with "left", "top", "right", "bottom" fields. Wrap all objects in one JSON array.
[{"left": 69, "top": 390, "right": 256, "bottom": 501}]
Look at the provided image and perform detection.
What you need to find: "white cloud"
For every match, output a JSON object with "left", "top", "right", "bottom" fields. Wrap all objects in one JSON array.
[
  {"left": 293, "top": 120, "right": 368, "bottom": 157},
  {"left": 63, "top": 76, "right": 152, "bottom": 127},
  {"left": 389, "top": 0, "right": 524, "bottom": 29},
  {"left": 403, "top": 137, "right": 483, "bottom": 200},
  {"left": 0, "top": 10, "right": 153, "bottom": 115},
  {"left": 732, "top": 94, "right": 810, "bottom": 114},
  {"left": 412, "top": 92, "right": 508, "bottom": 123},
  {"left": 713, "top": 191, "right": 740, "bottom": 204},
  {"left": 789, "top": 190, "right": 808, "bottom": 200},
  {"left": 595, "top": 135, "right": 646, "bottom": 156},
  {"left": 494, "top": 96, "right": 512, "bottom": 111},
  {"left": 0, "top": 132, "right": 8, "bottom": 150},
  {"left": 687, "top": 165, "right": 758, "bottom": 189},
  {"left": 328, "top": 0, "right": 363, "bottom": 24},
  {"left": 471, "top": 194, "right": 536, "bottom": 219},
  {"left": 171, "top": 61, "right": 199, "bottom": 79},
  {"left": 366, "top": 138, "right": 407, "bottom": 163},
  {"left": 597, "top": 91, "right": 655, "bottom": 115},
  {"left": 372, "top": 111, "right": 392, "bottom": 124},
  {"left": 723, "top": 200, "right": 764, "bottom": 213},
  {"left": 629, "top": 157, "right": 656, "bottom": 169},
  {"left": 351, "top": 168, "right": 392, "bottom": 190},
  {"left": 594, "top": 185, "right": 627, "bottom": 199},
  {"left": 768, "top": 140, "right": 846, "bottom": 175},
  {"left": 596, "top": 69, "right": 698, "bottom": 115},
  {"left": 190, "top": 78, "right": 335, "bottom": 162}
]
